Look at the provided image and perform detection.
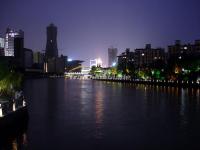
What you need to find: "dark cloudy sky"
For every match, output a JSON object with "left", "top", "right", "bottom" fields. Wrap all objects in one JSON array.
[{"left": 1, "top": 0, "right": 200, "bottom": 66}]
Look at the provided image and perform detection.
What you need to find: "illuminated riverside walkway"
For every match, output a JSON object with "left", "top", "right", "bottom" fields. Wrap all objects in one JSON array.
[
  {"left": 92, "top": 77, "right": 200, "bottom": 88},
  {"left": 0, "top": 95, "right": 26, "bottom": 118},
  {"left": 0, "top": 94, "right": 28, "bottom": 134}
]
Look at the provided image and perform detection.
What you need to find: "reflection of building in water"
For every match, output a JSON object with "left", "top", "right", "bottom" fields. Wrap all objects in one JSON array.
[
  {"left": 9, "top": 132, "right": 28, "bottom": 150},
  {"left": 22, "top": 133, "right": 28, "bottom": 146},
  {"left": 95, "top": 100, "right": 103, "bottom": 125},
  {"left": 94, "top": 90, "right": 104, "bottom": 139},
  {"left": 12, "top": 140, "right": 17, "bottom": 150}
]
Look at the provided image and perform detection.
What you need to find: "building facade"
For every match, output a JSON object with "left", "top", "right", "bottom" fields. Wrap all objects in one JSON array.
[
  {"left": 45, "top": 24, "right": 58, "bottom": 58},
  {"left": 4, "top": 28, "right": 24, "bottom": 56},
  {"left": 117, "top": 45, "right": 166, "bottom": 74},
  {"left": 168, "top": 40, "right": 200, "bottom": 58},
  {"left": 0, "top": 37, "right": 4, "bottom": 56},
  {"left": 45, "top": 57, "right": 65, "bottom": 74},
  {"left": 33, "top": 51, "right": 44, "bottom": 64},
  {"left": 14, "top": 35, "right": 25, "bottom": 70},
  {"left": 134, "top": 44, "right": 166, "bottom": 68},
  {"left": 117, "top": 48, "right": 135, "bottom": 73},
  {"left": 24, "top": 48, "right": 33, "bottom": 68},
  {"left": 108, "top": 47, "right": 118, "bottom": 67}
]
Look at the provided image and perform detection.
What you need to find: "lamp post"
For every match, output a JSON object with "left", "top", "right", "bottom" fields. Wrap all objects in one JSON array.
[
  {"left": 13, "top": 100, "right": 16, "bottom": 111},
  {"left": 0, "top": 104, "right": 3, "bottom": 117}
]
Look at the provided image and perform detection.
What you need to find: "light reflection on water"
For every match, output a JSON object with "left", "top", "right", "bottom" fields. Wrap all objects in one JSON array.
[
  {"left": 11, "top": 133, "right": 28, "bottom": 150},
  {"left": 2, "top": 79, "right": 200, "bottom": 149},
  {"left": 0, "top": 132, "right": 28, "bottom": 150},
  {"left": 94, "top": 87, "right": 104, "bottom": 139}
]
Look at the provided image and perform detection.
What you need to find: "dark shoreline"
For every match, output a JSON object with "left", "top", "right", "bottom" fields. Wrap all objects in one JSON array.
[
  {"left": 0, "top": 106, "right": 28, "bottom": 134},
  {"left": 0, "top": 106, "right": 28, "bottom": 149}
]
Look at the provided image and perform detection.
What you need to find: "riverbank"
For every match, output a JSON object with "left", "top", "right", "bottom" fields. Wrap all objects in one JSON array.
[
  {"left": 0, "top": 94, "right": 28, "bottom": 135},
  {"left": 0, "top": 106, "right": 28, "bottom": 150},
  {"left": 93, "top": 77, "right": 200, "bottom": 88},
  {"left": 0, "top": 106, "right": 28, "bottom": 133}
]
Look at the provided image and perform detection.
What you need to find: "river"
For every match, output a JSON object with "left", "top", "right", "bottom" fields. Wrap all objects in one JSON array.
[{"left": 1, "top": 78, "right": 200, "bottom": 149}]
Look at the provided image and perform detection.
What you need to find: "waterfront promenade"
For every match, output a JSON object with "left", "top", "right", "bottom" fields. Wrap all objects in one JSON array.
[{"left": 92, "top": 77, "right": 200, "bottom": 88}]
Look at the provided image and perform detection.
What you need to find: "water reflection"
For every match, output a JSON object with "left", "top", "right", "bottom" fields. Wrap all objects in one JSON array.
[
  {"left": 0, "top": 132, "right": 28, "bottom": 150},
  {"left": 14, "top": 79, "right": 200, "bottom": 149},
  {"left": 94, "top": 83, "right": 104, "bottom": 139},
  {"left": 180, "top": 88, "right": 188, "bottom": 130},
  {"left": 12, "top": 133, "right": 28, "bottom": 150}
]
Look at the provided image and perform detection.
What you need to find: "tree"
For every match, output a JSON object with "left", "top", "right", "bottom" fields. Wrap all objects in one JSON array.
[{"left": 0, "top": 60, "right": 23, "bottom": 98}]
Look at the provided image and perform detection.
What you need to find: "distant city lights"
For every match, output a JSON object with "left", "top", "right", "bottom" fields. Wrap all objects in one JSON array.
[
  {"left": 90, "top": 58, "right": 103, "bottom": 68},
  {"left": 68, "top": 58, "right": 72, "bottom": 62},
  {"left": 97, "top": 58, "right": 102, "bottom": 66},
  {"left": 112, "top": 62, "right": 116, "bottom": 67}
]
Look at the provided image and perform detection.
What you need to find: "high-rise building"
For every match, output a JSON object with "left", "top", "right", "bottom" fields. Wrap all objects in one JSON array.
[
  {"left": 0, "top": 37, "right": 4, "bottom": 48},
  {"left": 4, "top": 28, "right": 24, "bottom": 56},
  {"left": 134, "top": 44, "right": 165, "bottom": 68},
  {"left": 24, "top": 48, "right": 33, "bottom": 68},
  {"left": 108, "top": 47, "right": 118, "bottom": 67},
  {"left": 0, "top": 37, "right": 4, "bottom": 56},
  {"left": 33, "top": 51, "right": 44, "bottom": 64},
  {"left": 117, "top": 48, "right": 135, "bottom": 72},
  {"left": 32, "top": 51, "right": 45, "bottom": 69},
  {"left": 45, "top": 24, "right": 58, "bottom": 58},
  {"left": 168, "top": 40, "right": 200, "bottom": 58},
  {"left": 14, "top": 35, "right": 25, "bottom": 70},
  {"left": 44, "top": 24, "right": 66, "bottom": 74},
  {"left": 45, "top": 57, "right": 65, "bottom": 74}
]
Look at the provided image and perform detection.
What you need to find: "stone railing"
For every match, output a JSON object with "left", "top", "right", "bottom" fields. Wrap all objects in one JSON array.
[{"left": 0, "top": 96, "right": 26, "bottom": 117}]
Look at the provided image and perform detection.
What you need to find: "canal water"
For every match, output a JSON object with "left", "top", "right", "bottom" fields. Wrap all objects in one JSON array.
[{"left": 1, "top": 78, "right": 200, "bottom": 149}]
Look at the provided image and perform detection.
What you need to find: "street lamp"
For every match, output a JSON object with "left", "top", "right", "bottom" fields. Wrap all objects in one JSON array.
[{"left": 0, "top": 104, "right": 3, "bottom": 117}]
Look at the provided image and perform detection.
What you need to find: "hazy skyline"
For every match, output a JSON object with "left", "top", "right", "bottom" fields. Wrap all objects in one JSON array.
[{"left": 1, "top": 0, "right": 200, "bottom": 66}]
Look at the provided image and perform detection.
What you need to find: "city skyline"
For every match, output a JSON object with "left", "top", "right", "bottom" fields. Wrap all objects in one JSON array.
[
  {"left": 1, "top": 0, "right": 200, "bottom": 66},
  {"left": 0, "top": 1, "right": 200, "bottom": 149}
]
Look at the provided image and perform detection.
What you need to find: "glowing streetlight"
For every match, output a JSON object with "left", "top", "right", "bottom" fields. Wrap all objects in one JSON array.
[
  {"left": 13, "top": 101, "right": 16, "bottom": 111},
  {"left": 0, "top": 104, "right": 3, "bottom": 117},
  {"left": 112, "top": 62, "right": 116, "bottom": 67}
]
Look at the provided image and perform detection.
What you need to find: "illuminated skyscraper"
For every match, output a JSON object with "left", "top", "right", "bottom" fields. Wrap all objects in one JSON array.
[
  {"left": 45, "top": 24, "right": 58, "bottom": 58},
  {"left": 108, "top": 47, "right": 118, "bottom": 67},
  {"left": 0, "top": 37, "right": 4, "bottom": 56},
  {"left": 4, "top": 28, "right": 24, "bottom": 56},
  {"left": 0, "top": 37, "right": 4, "bottom": 48}
]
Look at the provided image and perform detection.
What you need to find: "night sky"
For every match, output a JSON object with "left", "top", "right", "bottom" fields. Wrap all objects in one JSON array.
[{"left": 1, "top": 0, "right": 200, "bottom": 66}]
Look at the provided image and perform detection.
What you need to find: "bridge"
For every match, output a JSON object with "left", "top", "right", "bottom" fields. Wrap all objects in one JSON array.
[{"left": 64, "top": 66, "right": 91, "bottom": 79}]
